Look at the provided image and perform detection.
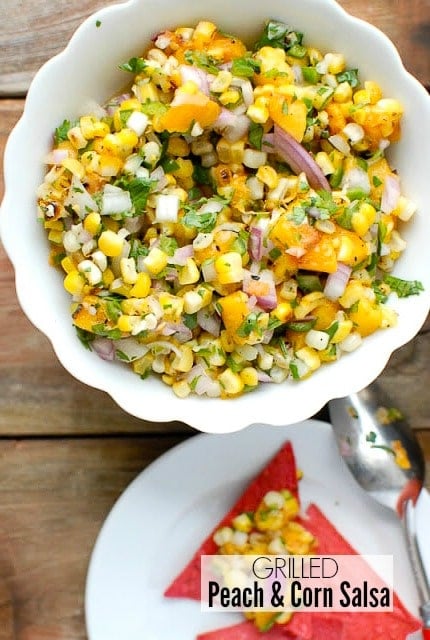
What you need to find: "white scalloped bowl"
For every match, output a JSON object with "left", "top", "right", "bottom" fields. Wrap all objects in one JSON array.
[{"left": 1, "top": 0, "right": 430, "bottom": 433}]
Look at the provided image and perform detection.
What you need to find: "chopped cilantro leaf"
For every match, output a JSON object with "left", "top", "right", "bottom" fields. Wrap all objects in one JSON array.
[
  {"left": 336, "top": 68, "right": 359, "bottom": 88},
  {"left": 231, "top": 56, "right": 260, "bottom": 77},
  {"left": 382, "top": 274, "right": 424, "bottom": 298},
  {"left": 114, "top": 176, "right": 155, "bottom": 215},
  {"left": 184, "top": 50, "right": 219, "bottom": 74},
  {"left": 248, "top": 122, "right": 264, "bottom": 150},
  {"left": 75, "top": 327, "right": 94, "bottom": 350},
  {"left": 54, "top": 119, "right": 76, "bottom": 144},
  {"left": 119, "top": 57, "right": 147, "bottom": 73}
]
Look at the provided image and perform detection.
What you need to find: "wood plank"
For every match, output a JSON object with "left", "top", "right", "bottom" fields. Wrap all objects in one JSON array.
[
  {"left": 0, "top": 434, "right": 428, "bottom": 640},
  {"left": 0, "top": 0, "right": 429, "bottom": 96}
]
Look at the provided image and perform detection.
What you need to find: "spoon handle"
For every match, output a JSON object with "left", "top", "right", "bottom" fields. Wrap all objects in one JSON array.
[{"left": 403, "top": 499, "right": 430, "bottom": 632}]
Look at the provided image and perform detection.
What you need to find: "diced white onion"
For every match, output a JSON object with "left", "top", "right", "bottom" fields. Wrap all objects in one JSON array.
[
  {"left": 328, "top": 134, "right": 350, "bottom": 155},
  {"left": 305, "top": 329, "right": 329, "bottom": 351},
  {"left": 339, "top": 331, "right": 362, "bottom": 352},
  {"left": 342, "top": 167, "right": 370, "bottom": 195},
  {"left": 243, "top": 148, "right": 267, "bottom": 169},
  {"left": 343, "top": 123, "right": 364, "bottom": 144},
  {"left": 155, "top": 194, "right": 179, "bottom": 223},
  {"left": 78, "top": 259, "right": 102, "bottom": 285},
  {"left": 63, "top": 230, "right": 80, "bottom": 253},
  {"left": 263, "top": 490, "right": 285, "bottom": 509},
  {"left": 101, "top": 184, "right": 132, "bottom": 215}
]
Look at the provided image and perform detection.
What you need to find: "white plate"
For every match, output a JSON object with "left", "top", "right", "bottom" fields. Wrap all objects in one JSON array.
[{"left": 85, "top": 420, "right": 420, "bottom": 639}]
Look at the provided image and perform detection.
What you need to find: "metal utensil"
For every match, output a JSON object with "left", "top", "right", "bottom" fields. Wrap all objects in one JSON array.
[{"left": 329, "top": 382, "right": 430, "bottom": 636}]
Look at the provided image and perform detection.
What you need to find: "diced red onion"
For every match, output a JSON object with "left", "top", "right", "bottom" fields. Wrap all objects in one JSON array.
[
  {"left": 256, "top": 369, "right": 273, "bottom": 382},
  {"left": 195, "top": 375, "right": 220, "bottom": 397},
  {"left": 46, "top": 148, "right": 69, "bottom": 164},
  {"left": 292, "top": 64, "right": 304, "bottom": 84},
  {"left": 249, "top": 226, "right": 263, "bottom": 261},
  {"left": 243, "top": 269, "right": 278, "bottom": 311},
  {"left": 179, "top": 64, "right": 210, "bottom": 95},
  {"left": 262, "top": 133, "right": 275, "bottom": 153},
  {"left": 160, "top": 322, "right": 193, "bottom": 343},
  {"left": 273, "top": 125, "right": 331, "bottom": 191},
  {"left": 93, "top": 337, "right": 115, "bottom": 361},
  {"left": 381, "top": 174, "right": 400, "bottom": 214},
  {"left": 286, "top": 246, "right": 306, "bottom": 258},
  {"left": 323, "top": 262, "right": 352, "bottom": 300},
  {"left": 124, "top": 215, "right": 144, "bottom": 234},
  {"left": 169, "top": 244, "right": 194, "bottom": 266},
  {"left": 112, "top": 338, "right": 149, "bottom": 361},
  {"left": 197, "top": 309, "right": 221, "bottom": 337}
]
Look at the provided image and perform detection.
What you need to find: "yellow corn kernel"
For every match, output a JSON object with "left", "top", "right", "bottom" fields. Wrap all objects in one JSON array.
[
  {"left": 159, "top": 292, "right": 184, "bottom": 319},
  {"left": 178, "top": 257, "right": 200, "bottom": 285},
  {"left": 256, "top": 165, "right": 279, "bottom": 189},
  {"left": 172, "top": 380, "right": 191, "bottom": 398},
  {"left": 330, "top": 319, "right": 353, "bottom": 343},
  {"left": 61, "top": 256, "right": 76, "bottom": 274},
  {"left": 338, "top": 280, "right": 365, "bottom": 308},
  {"left": 143, "top": 247, "right": 168, "bottom": 275},
  {"left": 381, "top": 306, "right": 398, "bottom": 329},
  {"left": 98, "top": 154, "right": 123, "bottom": 177},
  {"left": 171, "top": 158, "right": 194, "bottom": 179},
  {"left": 67, "top": 126, "right": 87, "bottom": 149},
  {"left": 219, "top": 89, "right": 241, "bottom": 106},
  {"left": 61, "top": 157, "right": 85, "bottom": 179},
  {"left": 177, "top": 80, "right": 199, "bottom": 96},
  {"left": 219, "top": 368, "right": 244, "bottom": 395},
  {"left": 351, "top": 202, "right": 376, "bottom": 237},
  {"left": 272, "top": 302, "right": 293, "bottom": 323},
  {"left": 246, "top": 102, "right": 270, "bottom": 124},
  {"left": 117, "top": 314, "right": 134, "bottom": 333},
  {"left": 120, "top": 257, "right": 138, "bottom": 284},
  {"left": 376, "top": 98, "right": 404, "bottom": 115},
  {"left": 44, "top": 219, "right": 64, "bottom": 230},
  {"left": 240, "top": 367, "right": 259, "bottom": 387},
  {"left": 232, "top": 513, "right": 253, "bottom": 533},
  {"left": 135, "top": 81, "right": 160, "bottom": 102},
  {"left": 353, "top": 89, "right": 371, "bottom": 105},
  {"left": 98, "top": 230, "right": 124, "bottom": 257},
  {"left": 296, "top": 346, "right": 321, "bottom": 372},
  {"left": 215, "top": 252, "right": 244, "bottom": 284},
  {"left": 183, "top": 290, "right": 205, "bottom": 314},
  {"left": 172, "top": 345, "right": 194, "bottom": 373},
  {"left": 167, "top": 137, "right": 190, "bottom": 157},
  {"left": 102, "top": 268, "right": 115, "bottom": 287},
  {"left": 193, "top": 20, "right": 217, "bottom": 43},
  {"left": 253, "top": 83, "right": 276, "bottom": 98},
  {"left": 48, "top": 229, "right": 63, "bottom": 244},
  {"left": 64, "top": 270, "right": 85, "bottom": 296},
  {"left": 294, "top": 292, "right": 325, "bottom": 320},
  {"left": 363, "top": 81, "right": 382, "bottom": 105},
  {"left": 315, "top": 151, "right": 335, "bottom": 175},
  {"left": 216, "top": 138, "right": 245, "bottom": 164},
  {"left": 83, "top": 211, "right": 101, "bottom": 235},
  {"left": 102, "top": 128, "right": 138, "bottom": 157},
  {"left": 80, "top": 115, "right": 110, "bottom": 139},
  {"left": 120, "top": 298, "right": 146, "bottom": 315},
  {"left": 129, "top": 272, "right": 151, "bottom": 298},
  {"left": 333, "top": 81, "right": 353, "bottom": 103},
  {"left": 220, "top": 329, "right": 236, "bottom": 353}
]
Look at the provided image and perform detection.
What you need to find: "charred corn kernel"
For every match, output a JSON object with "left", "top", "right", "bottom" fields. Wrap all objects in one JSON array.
[
  {"left": 129, "top": 272, "right": 151, "bottom": 298},
  {"left": 167, "top": 137, "right": 190, "bottom": 157},
  {"left": 98, "top": 230, "right": 124, "bottom": 257},
  {"left": 143, "top": 247, "right": 168, "bottom": 275},
  {"left": 64, "top": 270, "right": 85, "bottom": 295},
  {"left": 117, "top": 314, "right": 134, "bottom": 333},
  {"left": 61, "top": 256, "right": 76, "bottom": 274},
  {"left": 172, "top": 380, "right": 191, "bottom": 398},
  {"left": 61, "top": 157, "right": 85, "bottom": 179},
  {"left": 67, "top": 126, "right": 87, "bottom": 149},
  {"left": 256, "top": 165, "right": 279, "bottom": 189},
  {"left": 232, "top": 513, "right": 253, "bottom": 533},
  {"left": 330, "top": 319, "right": 353, "bottom": 343},
  {"left": 219, "top": 89, "right": 241, "bottom": 106},
  {"left": 215, "top": 252, "right": 244, "bottom": 284},
  {"left": 120, "top": 257, "right": 138, "bottom": 284},
  {"left": 80, "top": 115, "right": 110, "bottom": 139},
  {"left": 178, "top": 257, "right": 200, "bottom": 285},
  {"left": 240, "top": 366, "right": 258, "bottom": 387},
  {"left": 83, "top": 211, "right": 101, "bottom": 235},
  {"left": 219, "top": 368, "right": 244, "bottom": 395},
  {"left": 48, "top": 229, "right": 63, "bottom": 243},
  {"left": 296, "top": 346, "right": 321, "bottom": 371},
  {"left": 193, "top": 20, "right": 217, "bottom": 42},
  {"left": 102, "top": 268, "right": 115, "bottom": 287},
  {"left": 246, "top": 102, "right": 269, "bottom": 124},
  {"left": 326, "top": 52, "right": 345, "bottom": 74},
  {"left": 171, "top": 158, "right": 193, "bottom": 179},
  {"left": 352, "top": 202, "right": 376, "bottom": 236},
  {"left": 172, "top": 345, "right": 194, "bottom": 372},
  {"left": 103, "top": 129, "right": 138, "bottom": 157},
  {"left": 334, "top": 81, "right": 353, "bottom": 103}
]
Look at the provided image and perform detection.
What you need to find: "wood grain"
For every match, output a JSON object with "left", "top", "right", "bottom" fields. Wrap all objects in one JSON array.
[{"left": 0, "top": 0, "right": 429, "bottom": 96}]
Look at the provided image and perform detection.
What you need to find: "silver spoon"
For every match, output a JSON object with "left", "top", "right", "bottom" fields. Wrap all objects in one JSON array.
[{"left": 328, "top": 382, "right": 430, "bottom": 635}]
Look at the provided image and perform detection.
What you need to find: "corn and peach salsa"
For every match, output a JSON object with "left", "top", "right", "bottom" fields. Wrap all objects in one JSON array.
[{"left": 37, "top": 20, "right": 422, "bottom": 398}]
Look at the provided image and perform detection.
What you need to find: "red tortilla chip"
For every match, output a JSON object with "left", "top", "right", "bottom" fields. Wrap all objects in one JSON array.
[
  {"left": 165, "top": 441, "right": 298, "bottom": 599},
  {"left": 196, "top": 620, "right": 288, "bottom": 640}
]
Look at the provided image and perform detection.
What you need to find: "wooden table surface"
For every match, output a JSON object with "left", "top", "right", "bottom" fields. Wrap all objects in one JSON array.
[{"left": 0, "top": 1, "right": 429, "bottom": 637}]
